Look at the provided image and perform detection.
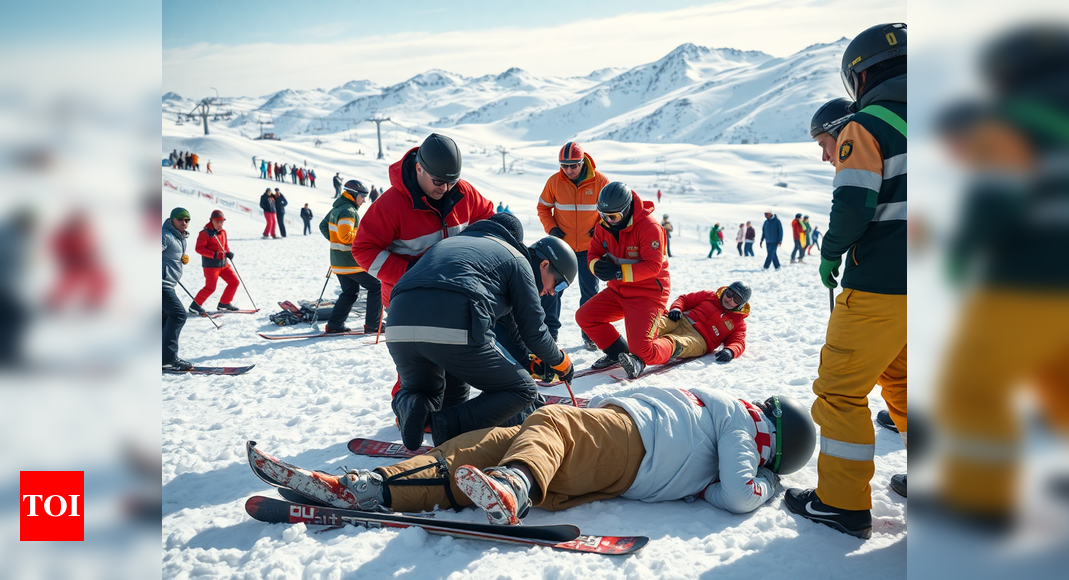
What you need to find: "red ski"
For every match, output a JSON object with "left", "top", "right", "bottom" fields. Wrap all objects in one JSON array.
[
  {"left": 164, "top": 364, "right": 255, "bottom": 376},
  {"left": 609, "top": 356, "right": 702, "bottom": 381},
  {"left": 537, "top": 365, "right": 617, "bottom": 387},
  {"left": 206, "top": 309, "right": 260, "bottom": 316},
  {"left": 258, "top": 330, "right": 365, "bottom": 340}
]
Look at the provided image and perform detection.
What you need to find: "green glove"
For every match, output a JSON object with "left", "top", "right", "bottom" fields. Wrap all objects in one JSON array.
[{"left": 819, "top": 256, "right": 842, "bottom": 289}]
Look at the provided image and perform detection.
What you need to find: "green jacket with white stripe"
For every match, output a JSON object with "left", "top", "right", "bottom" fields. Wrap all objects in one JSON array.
[{"left": 822, "top": 75, "right": 906, "bottom": 295}]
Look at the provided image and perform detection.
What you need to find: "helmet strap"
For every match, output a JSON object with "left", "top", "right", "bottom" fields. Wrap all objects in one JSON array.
[{"left": 771, "top": 395, "right": 783, "bottom": 473}]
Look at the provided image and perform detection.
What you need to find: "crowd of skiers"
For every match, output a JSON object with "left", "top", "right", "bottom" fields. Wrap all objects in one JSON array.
[
  {"left": 257, "top": 157, "right": 316, "bottom": 188},
  {"left": 168, "top": 150, "right": 208, "bottom": 172},
  {"left": 168, "top": 21, "right": 907, "bottom": 544}
]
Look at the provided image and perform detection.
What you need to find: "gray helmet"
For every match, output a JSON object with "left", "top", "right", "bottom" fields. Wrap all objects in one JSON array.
[
  {"left": 416, "top": 133, "right": 462, "bottom": 182},
  {"left": 529, "top": 236, "right": 578, "bottom": 286},
  {"left": 809, "top": 97, "right": 856, "bottom": 139},
  {"left": 597, "top": 182, "right": 633, "bottom": 216},
  {"left": 841, "top": 23, "right": 907, "bottom": 100},
  {"left": 343, "top": 179, "right": 369, "bottom": 196},
  {"left": 757, "top": 395, "right": 816, "bottom": 475},
  {"left": 723, "top": 281, "right": 752, "bottom": 310}
]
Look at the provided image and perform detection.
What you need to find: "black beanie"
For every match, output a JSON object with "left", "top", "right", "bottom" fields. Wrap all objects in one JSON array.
[{"left": 489, "top": 212, "right": 524, "bottom": 243}]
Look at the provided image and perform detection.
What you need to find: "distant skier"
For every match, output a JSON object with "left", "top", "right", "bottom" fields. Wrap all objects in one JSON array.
[
  {"left": 707, "top": 223, "right": 723, "bottom": 258},
  {"left": 279, "top": 386, "right": 815, "bottom": 526},
  {"left": 333, "top": 172, "right": 343, "bottom": 198},
  {"left": 163, "top": 207, "right": 193, "bottom": 371},
  {"left": 808, "top": 226, "right": 821, "bottom": 254},
  {"left": 760, "top": 211, "right": 783, "bottom": 270},
  {"left": 205, "top": 160, "right": 212, "bottom": 174},
  {"left": 191, "top": 210, "right": 240, "bottom": 313},
  {"left": 660, "top": 214, "right": 673, "bottom": 257},
  {"left": 300, "top": 203, "right": 313, "bottom": 235},
  {"left": 657, "top": 189, "right": 662, "bottom": 203},
  {"left": 273, "top": 188, "right": 288, "bottom": 238}
]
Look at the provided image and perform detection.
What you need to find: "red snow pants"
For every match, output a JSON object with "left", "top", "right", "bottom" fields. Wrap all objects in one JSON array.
[
  {"left": 575, "top": 286, "right": 671, "bottom": 365},
  {"left": 263, "top": 213, "right": 278, "bottom": 237},
  {"left": 194, "top": 264, "right": 239, "bottom": 306}
]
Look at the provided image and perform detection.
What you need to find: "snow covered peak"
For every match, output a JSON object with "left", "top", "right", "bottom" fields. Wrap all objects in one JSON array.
[{"left": 163, "top": 92, "right": 184, "bottom": 102}]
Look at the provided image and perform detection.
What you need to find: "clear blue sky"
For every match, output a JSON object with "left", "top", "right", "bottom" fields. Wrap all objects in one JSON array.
[{"left": 164, "top": 0, "right": 717, "bottom": 49}]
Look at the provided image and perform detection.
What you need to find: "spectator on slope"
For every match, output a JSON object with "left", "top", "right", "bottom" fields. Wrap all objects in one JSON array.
[
  {"left": 369, "top": 186, "right": 379, "bottom": 203},
  {"left": 497, "top": 201, "right": 505, "bottom": 213},
  {"left": 273, "top": 188, "right": 289, "bottom": 238},
  {"left": 790, "top": 213, "right": 807, "bottom": 264},
  {"left": 577, "top": 182, "right": 671, "bottom": 380},
  {"left": 784, "top": 23, "right": 907, "bottom": 539},
  {"left": 191, "top": 152, "right": 200, "bottom": 171},
  {"left": 802, "top": 216, "right": 813, "bottom": 255},
  {"left": 809, "top": 226, "right": 821, "bottom": 254},
  {"left": 759, "top": 210, "right": 783, "bottom": 270},
  {"left": 648, "top": 282, "right": 750, "bottom": 366},
  {"left": 535, "top": 141, "right": 608, "bottom": 350},
  {"left": 660, "top": 214, "right": 674, "bottom": 257},
  {"left": 351, "top": 132, "right": 496, "bottom": 310},
  {"left": 300, "top": 203, "right": 313, "bottom": 235},
  {"left": 708, "top": 223, "right": 724, "bottom": 258},
  {"left": 657, "top": 189, "right": 662, "bottom": 203},
  {"left": 259, "top": 188, "right": 278, "bottom": 239},
  {"left": 333, "top": 172, "right": 343, "bottom": 198},
  {"left": 162, "top": 207, "right": 193, "bottom": 371},
  {"left": 206, "top": 160, "right": 212, "bottom": 174},
  {"left": 745, "top": 221, "right": 756, "bottom": 256},
  {"left": 291, "top": 164, "right": 298, "bottom": 184},
  {"left": 169, "top": 150, "right": 178, "bottom": 168},
  {"left": 319, "top": 180, "right": 382, "bottom": 334},
  {"left": 309, "top": 168, "right": 317, "bottom": 188},
  {"left": 386, "top": 213, "right": 576, "bottom": 450},
  {"left": 267, "top": 160, "right": 273, "bottom": 180},
  {"left": 269, "top": 387, "right": 815, "bottom": 527},
  {"left": 260, "top": 159, "right": 268, "bottom": 179},
  {"left": 190, "top": 210, "right": 240, "bottom": 313},
  {"left": 298, "top": 167, "right": 306, "bottom": 187},
  {"left": 736, "top": 223, "right": 746, "bottom": 256}
]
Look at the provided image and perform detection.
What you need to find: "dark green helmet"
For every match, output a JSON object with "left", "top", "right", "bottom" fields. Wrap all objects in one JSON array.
[
  {"left": 757, "top": 395, "right": 816, "bottom": 475},
  {"left": 809, "top": 97, "right": 856, "bottom": 139},
  {"left": 841, "top": 23, "right": 907, "bottom": 100}
]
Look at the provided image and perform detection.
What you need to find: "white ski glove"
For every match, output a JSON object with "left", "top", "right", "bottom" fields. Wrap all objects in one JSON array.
[{"left": 757, "top": 467, "right": 780, "bottom": 491}]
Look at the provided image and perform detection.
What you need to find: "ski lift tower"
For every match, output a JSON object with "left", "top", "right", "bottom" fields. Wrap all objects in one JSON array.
[
  {"left": 368, "top": 116, "right": 390, "bottom": 159},
  {"left": 496, "top": 146, "right": 508, "bottom": 173},
  {"left": 773, "top": 164, "right": 788, "bottom": 188}
]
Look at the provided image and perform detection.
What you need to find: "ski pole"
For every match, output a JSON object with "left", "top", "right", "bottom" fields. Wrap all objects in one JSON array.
[
  {"left": 829, "top": 287, "right": 835, "bottom": 313},
  {"left": 309, "top": 265, "right": 333, "bottom": 327},
  {"left": 227, "top": 257, "right": 258, "bottom": 311},
  {"left": 176, "top": 279, "right": 221, "bottom": 329},
  {"left": 563, "top": 380, "right": 579, "bottom": 408}
]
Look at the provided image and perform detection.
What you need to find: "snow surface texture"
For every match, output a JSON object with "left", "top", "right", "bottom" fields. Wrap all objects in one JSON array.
[{"left": 162, "top": 55, "right": 905, "bottom": 580}]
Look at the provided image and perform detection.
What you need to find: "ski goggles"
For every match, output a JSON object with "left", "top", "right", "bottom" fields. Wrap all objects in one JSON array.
[
  {"left": 599, "top": 210, "right": 626, "bottom": 224},
  {"left": 723, "top": 288, "right": 744, "bottom": 307},
  {"left": 550, "top": 266, "right": 569, "bottom": 293},
  {"left": 430, "top": 175, "right": 460, "bottom": 187}
]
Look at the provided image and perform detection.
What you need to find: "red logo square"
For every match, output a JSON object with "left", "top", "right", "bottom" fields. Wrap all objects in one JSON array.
[{"left": 20, "top": 471, "right": 84, "bottom": 541}]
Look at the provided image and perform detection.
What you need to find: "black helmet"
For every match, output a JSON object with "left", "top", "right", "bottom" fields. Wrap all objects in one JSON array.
[
  {"left": 722, "top": 281, "right": 752, "bottom": 310},
  {"left": 809, "top": 97, "right": 856, "bottom": 139},
  {"left": 841, "top": 23, "right": 907, "bottom": 100},
  {"left": 981, "top": 24, "right": 1069, "bottom": 97},
  {"left": 597, "top": 182, "right": 633, "bottom": 217},
  {"left": 343, "top": 179, "right": 369, "bottom": 196},
  {"left": 416, "top": 133, "right": 462, "bottom": 182},
  {"left": 757, "top": 395, "right": 816, "bottom": 475},
  {"left": 529, "top": 236, "right": 578, "bottom": 287}
]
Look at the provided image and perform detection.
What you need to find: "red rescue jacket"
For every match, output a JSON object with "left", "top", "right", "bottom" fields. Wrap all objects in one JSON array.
[
  {"left": 587, "top": 191, "right": 670, "bottom": 301},
  {"left": 352, "top": 148, "right": 496, "bottom": 306},
  {"left": 670, "top": 287, "right": 749, "bottom": 357},
  {"left": 195, "top": 222, "right": 230, "bottom": 269}
]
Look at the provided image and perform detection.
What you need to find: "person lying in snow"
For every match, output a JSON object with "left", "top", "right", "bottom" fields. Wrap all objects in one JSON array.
[
  {"left": 263, "top": 386, "right": 816, "bottom": 524},
  {"left": 647, "top": 281, "right": 751, "bottom": 366}
]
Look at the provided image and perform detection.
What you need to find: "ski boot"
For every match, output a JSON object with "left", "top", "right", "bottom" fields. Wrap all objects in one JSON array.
[
  {"left": 618, "top": 352, "right": 645, "bottom": 379},
  {"left": 188, "top": 301, "right": 206, "bottom": 315},
  {"left": 324, "top": 324, "right": 352, "bottom": 334},
  {"left": 454, "top": 465, "right": 531, "bottom": 525},
  {"left": 163, "top": 358, "right": 194, "bottom": 372},
  {"left": 217, "top": 303, "right": 240, "bottom": 311}
]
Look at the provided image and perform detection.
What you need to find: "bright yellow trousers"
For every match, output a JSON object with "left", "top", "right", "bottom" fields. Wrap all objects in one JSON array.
[{"left": 813, "top": 289, "right": 907, "bottom": 510}]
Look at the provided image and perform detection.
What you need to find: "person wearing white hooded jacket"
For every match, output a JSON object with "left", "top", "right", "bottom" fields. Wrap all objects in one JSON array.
[{"left": 284, "top": 385, "right": 816, "bottom": 524}]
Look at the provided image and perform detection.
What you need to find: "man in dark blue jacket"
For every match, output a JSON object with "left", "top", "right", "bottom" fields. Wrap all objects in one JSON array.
[
  {"left": 387, "top": 213, "right": 578, "bottom": 450},
  {"left": 759, "top": 210, "right": 784, "bottom": 270}
]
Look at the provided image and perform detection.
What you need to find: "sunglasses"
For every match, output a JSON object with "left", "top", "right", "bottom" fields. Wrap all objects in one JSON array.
[
  {"left": 560, "top": 162, "right": 581, "bottom": 169},
  {"left": 178, "top": 218, "right": 191, "bottom": 222},
  {"left": 599, "top": 210, "right": 625, "bottom": 224}
]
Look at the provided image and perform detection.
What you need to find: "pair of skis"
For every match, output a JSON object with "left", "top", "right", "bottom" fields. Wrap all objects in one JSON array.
[
  {"left": 537, "top": 356, "right": 697, "bottom": 386},
  {"left": 164, "top": 364, "right": 255, "bottom": 375},
  {"left": 244, "top": 439, "right": 646, "bottom": 555}
]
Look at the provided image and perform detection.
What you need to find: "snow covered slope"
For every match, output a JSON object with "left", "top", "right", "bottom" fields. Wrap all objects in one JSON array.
[{"left": 161, "top": 102, "right": 905, "bottom": 578}]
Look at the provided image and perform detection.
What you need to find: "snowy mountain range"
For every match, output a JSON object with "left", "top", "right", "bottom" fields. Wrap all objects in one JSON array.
[{"left": 163, "top": 39, "right": 849, "bottom": 145}]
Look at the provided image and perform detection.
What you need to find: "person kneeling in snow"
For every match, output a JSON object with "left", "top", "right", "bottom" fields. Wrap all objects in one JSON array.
[
  {"left": 647, "top": 281, "right": 751, "bottom": 365},
  {"left": 304, "top": 386, "right": 815, "bottom": 524}
]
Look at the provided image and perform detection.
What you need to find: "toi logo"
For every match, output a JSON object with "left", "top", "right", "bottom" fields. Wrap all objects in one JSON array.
[{"left": 20, "top": 471, "right": 84, "bottom": 541}]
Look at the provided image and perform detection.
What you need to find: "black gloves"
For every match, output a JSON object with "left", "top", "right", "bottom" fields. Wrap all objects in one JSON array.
[
  {"left": 549, "top": 227, "right": 566, "bottom": 239},
  {"left": 226, "top": 251, "right": 234, "bottom": 260},
  {"left": 551, "top": 350, "right": 575, "bottom": 383},
  {"left": 588, "top": 228, "right": 595, "bottom": 237},
  {"left": 528, "top": 351, "right": 574, "bottom": 383},
  {"left": 667, "top": 309, "right": 683, "bottom": 322},
  {"left": 714, "top": 349, "right": 734, "bottom": 362},
  {"left": 593, "top": 259, "right": 621, "bottom": 282}
]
